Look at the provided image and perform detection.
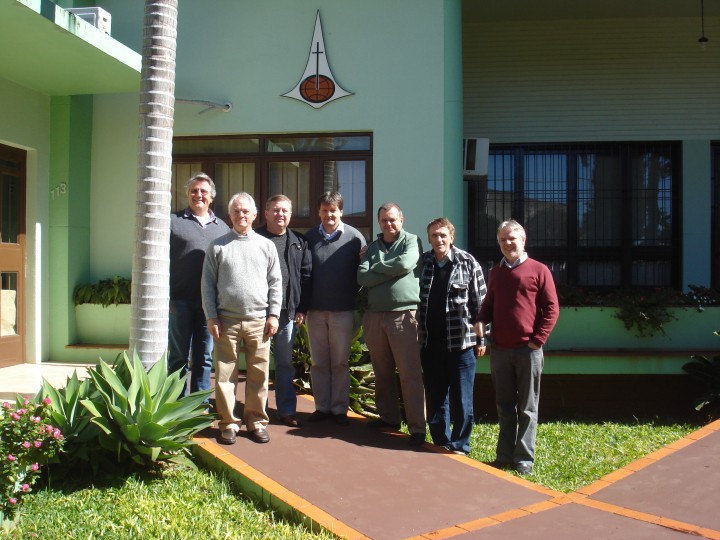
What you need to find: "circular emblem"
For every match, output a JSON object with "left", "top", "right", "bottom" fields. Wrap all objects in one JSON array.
[{"left": 300, "top": 75, "right": 336, "bottom": 103}]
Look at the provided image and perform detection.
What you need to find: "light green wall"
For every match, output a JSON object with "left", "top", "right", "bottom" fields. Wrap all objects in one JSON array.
[
  {"left": 442, "top": 0, "right": 465, "bottom": 245},
  {"left": 88, "top": 93, "right": 137, "bottom": 279},
  {"left": 48, "top": 96, "right": 93, "bottom": 363},
  {"left": 65, "top": 0, "right": 462, "bottom": 362},
  {"left": 0, "top": 77, "right": 51, "bottom": 364},
  {"left": 95, "top": 0, "right": 461, "bottom": 241}
]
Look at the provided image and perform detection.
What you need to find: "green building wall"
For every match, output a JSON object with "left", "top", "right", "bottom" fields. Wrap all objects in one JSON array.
[
  {"left": 48, "top": 96, "right": 93, "bottom": 362},
  {"left": 0, "top": 77, "right": 51, "bottom": 364}
]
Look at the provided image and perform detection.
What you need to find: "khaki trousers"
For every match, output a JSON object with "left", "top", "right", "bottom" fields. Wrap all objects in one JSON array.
[
  {"left": 306, "top": 310, "right": 355, "bottom": 415},
  {"left": 214, "top": 315, "right": 270, "bottom": 433},
  {"left": 363, "top": 310, "right": 426, "bottom": 434}
]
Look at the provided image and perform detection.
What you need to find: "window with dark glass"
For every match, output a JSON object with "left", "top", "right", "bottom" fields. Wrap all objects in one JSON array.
[
  {"left": 467, "top": 142, "right": 680, "bottom": 289},
  {"left": 171, "top": 133, "right": 373, "bottom": 238},
  {"left": 712, "top": 143, "right": 719, "bottom": 289}
]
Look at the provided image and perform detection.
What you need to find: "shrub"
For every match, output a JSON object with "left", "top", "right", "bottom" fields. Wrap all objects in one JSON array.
[
  {"left": 73, "top": 276, "right": 131, "bottom": 307},
  {"left": 555, "top": 285, "right": 720, "bottom": 338},
  {"left": 78, "top": 351, "right": 213, "bottom": 470},
  {"left": 683, "top": 331, "right": 720, "bottom": 420},
  {"left": 37, "top": 372, "right": 102, "bottom": 475},
  {"left": 0, "top": 398, "right": 64, "bottom": 519}
]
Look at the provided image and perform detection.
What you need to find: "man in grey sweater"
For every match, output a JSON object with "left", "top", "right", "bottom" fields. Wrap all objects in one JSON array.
[{"left": 201, "top": 192, "right": 282, "bottom": 445}]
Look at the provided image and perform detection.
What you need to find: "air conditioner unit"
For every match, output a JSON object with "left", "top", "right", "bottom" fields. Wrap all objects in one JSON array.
[
  {"left": 67, "top": 7, "right": 112, "bottom": 35},
  {"left": 463, "top": 138, "right": 489, "bottom": 177}
]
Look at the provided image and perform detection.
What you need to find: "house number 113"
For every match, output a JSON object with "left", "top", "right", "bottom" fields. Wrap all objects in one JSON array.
[{"left": 50, "top": 182, "right": 68, "bottom": 200}]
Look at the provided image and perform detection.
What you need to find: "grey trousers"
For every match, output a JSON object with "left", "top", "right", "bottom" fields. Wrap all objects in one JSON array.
[{"left": 489, "top": 345, "right": 544, "bottom": 465}]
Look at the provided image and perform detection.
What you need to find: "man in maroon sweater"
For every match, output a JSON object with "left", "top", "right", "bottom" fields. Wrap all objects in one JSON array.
[{"left": 476, "top": 220, "right": 559, "bottom": 475}]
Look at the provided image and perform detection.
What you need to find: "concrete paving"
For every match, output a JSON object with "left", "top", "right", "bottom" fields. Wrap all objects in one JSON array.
[{"left": 0, "top": 362, "right": 89, "bottom": 401}]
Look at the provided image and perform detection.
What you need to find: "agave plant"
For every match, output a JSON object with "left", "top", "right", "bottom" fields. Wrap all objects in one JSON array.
[
  {"left": 291, "top": 324, "right": 313, "bottom": 394},
  {"left": 38, "top": 372, "right": 101, "bottom": 468},
  {"left": 683, "top": 331, "right": 720, "bottom": 419},
  {"left": 347, "top": 327, "right": 377, "bottom": 416},
  {"left": 80, "top": 351, "right": 213, "bottom": 469}
]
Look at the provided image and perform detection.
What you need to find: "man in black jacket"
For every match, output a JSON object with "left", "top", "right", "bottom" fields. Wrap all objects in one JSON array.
[{"left": 256, "top": 194, "right": 313, "bottom": 427}]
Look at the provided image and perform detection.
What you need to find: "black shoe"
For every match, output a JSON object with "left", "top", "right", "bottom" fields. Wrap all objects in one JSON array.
[
  {"left": 487, "top": 459, "right": 512, "bottom": 470},
  {"left": 367, "top": 418, "right": 401, "bottom": 429},
  {"left": 333, "top": 413, "right": 349, "bottom": 426},
  {"left": 279, "top": 415, "right": 300, "bottom": 427},
  {"left": 248, "top": 427, "right": 270, "bottom": 444},
  {"left": 218, "top": 428, "right": 237, "bottom": 445},
  {"left": 515, "top": 462, "right": 533, "bottom": 475},
  {"left": 307, "top": 410, "right": 332, "bottom": 422},
  {"left": 408, "top": 433, "right": 426, "bottom": 447}
]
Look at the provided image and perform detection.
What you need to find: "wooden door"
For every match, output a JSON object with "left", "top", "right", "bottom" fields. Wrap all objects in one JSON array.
[{"left": 0, "top": 143, "right": 26, "bottom": 367}]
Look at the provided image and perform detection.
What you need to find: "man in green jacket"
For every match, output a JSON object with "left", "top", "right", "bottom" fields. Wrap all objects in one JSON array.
[{"left": 358, "top": 203, "right": 426, "bottom": 446}]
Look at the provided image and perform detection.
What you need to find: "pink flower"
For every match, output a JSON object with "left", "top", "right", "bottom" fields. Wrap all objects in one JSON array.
[
  {"left": 2, "top": 402, "right": 9, "bottom": 409},
  {"left": 17, "top": 409, "right": 25, "bottom": 415},
  {"left": 20, "top": 484, "right": 29, "bottom": 492},
  {"left": 33, "top": 441, "right": 42, "bottom": 448},
  {"left": 8, "top": 498, "right": 16, "bottom": 505},
  {"left": 45, "top": 425, "right": 54, "bottom": 434},
  {"left": 7, "top": 454, "right": 16, "bottom": 461},
  {"left": 31, "top": 463, "right": 39, "bottom": 471},
  {"left": 43, "top": 397, "right": 52, "bottom": 406},
  {"left": 10, "top": 413, "right": 20, "bottom": 421},
  {"left": 23, "top": 399, "right": 29, "bottom": 406},
  {"left": 22, "top": 442, "right": 30, "bottom": 449},
  {"left": 32, "top": 416, "right": 41, "bottom": 424},
  {"left": 52, "top": 429, "right": 61, "bottom": 439}
]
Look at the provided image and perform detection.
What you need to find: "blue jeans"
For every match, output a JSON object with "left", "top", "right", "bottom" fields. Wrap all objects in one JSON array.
[
  {"left": 490, "top": 345, "right": 544, "bottom": 466},
  {"left": 421, "top": 342, "right": 476, "bottom": 454},
  {"left": 168, "top": 299, "right": 213, "bottom": 402},
  {"left": 272, "top": 311, "right": 297, "bottom": 418}
]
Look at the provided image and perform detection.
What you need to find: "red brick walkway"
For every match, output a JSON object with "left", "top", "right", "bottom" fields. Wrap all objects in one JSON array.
[{"left": 193, "top": 379, "right": 720, "bottom": 540}]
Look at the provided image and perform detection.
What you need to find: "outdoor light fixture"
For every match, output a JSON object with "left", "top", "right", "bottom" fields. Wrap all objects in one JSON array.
[{"left": 699, "top": 0, "right": 709, "bottom": 49}]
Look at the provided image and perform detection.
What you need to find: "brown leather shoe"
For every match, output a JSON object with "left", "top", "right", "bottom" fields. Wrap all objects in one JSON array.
[
  {"left": 248, "top": 426, "right": 270, "bottom": 444},
  {"left": 279, "top": 415, "right": 300, "bottom": 427},
  {"left": 218, "top": 428, "right": 237, "bottom": 445}
]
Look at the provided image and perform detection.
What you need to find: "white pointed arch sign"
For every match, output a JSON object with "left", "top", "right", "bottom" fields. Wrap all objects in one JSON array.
[{"left": 283, "top": 11, "right": 352, "bottom": 109}]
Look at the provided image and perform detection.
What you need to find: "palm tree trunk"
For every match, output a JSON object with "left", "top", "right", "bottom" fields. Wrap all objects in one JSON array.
[{"left": 130, "top": 0, "right": 178, "bottom": 368}]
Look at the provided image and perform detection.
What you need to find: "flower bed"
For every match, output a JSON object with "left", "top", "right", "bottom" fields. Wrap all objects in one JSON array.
[{"left": 0, "top": 398, "right": 64, "bottom": 525}]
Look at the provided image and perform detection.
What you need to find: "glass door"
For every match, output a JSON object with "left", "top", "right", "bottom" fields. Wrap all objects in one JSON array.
[{"left": 0, "top": 143, "right": 25, "bottom": 367}]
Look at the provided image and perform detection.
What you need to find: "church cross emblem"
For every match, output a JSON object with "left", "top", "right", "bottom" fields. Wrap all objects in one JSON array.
[{"left": 283, "top": 11, "right": 352, "bottom": 108}]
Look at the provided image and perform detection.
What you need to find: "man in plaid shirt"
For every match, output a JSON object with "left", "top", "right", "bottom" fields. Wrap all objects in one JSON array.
[{"left": 417, "top": 217, "right": 486, "bottom": 455}]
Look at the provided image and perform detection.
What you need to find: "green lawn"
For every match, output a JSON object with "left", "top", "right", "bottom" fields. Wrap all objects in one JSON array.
[
  {"left": 0, "top": 466, "right": 335, "bottom": 540},
  {"left": 466, "top": 418, "right": 698, "bottom": 492}
]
